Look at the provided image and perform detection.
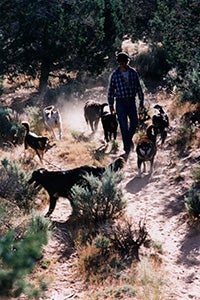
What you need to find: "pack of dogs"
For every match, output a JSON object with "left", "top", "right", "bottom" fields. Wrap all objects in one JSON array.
[{"left": 22, "top": 101, "right": 169, "bottom": 217}]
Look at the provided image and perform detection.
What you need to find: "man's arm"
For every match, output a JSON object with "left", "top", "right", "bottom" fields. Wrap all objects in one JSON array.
[
  {"left": 108, "top": 73, "right": 116, "bottom": 113},
  {"left": 135, "top": 73, "right": 144, "bottom": 108}
]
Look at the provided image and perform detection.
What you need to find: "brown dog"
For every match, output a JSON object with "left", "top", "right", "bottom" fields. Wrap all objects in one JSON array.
[
  {"left": 22, "top": 121, "right": 49, "bottom": 163},
  {"left": 84, "top": 100, "right": 108, "bottom": 132},
  {"left": 28, "top": 157, "right": 125, "bottom": 217},
  {"left": 136, "top": 125, "right": 158, "bottom": 177}
]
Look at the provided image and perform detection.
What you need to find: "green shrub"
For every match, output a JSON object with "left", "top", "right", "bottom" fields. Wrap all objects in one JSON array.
[
  {"left": 134, "top": 44, "right": 169, "bottom": 79},
  {"left": 70, "top": 167, "right": 126, "bottom": 225},
  {"left": 192, "top": 167, "right": 200, "bottom": 186},
  {"left": 181, "top": 66, "right": 200, "bottom": 104},
  {"left": 0, "top": 158, "right": 38, "bottom": 211},
  {"left": 0, "top": 213, "right": 51, "bottom": 299},
  {"left": 184, "top": 187, "right": 200, "bottom": 219},
  {"left": 0, "top": 106, "right": 24, "bottom": 145},
  {"left": 173, "top": 125, "right": 194, "bottom": 156},
  {"left": 23, "top": 106, "right": 45, "bottom": 135}
]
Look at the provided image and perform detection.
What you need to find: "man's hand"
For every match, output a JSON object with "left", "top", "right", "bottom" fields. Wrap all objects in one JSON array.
[
  {"left": 139, "top": 103, "right": 144, "bottom": 112},
  {"left": 110, "top": 106, "right": 115, "bottom": 114}
]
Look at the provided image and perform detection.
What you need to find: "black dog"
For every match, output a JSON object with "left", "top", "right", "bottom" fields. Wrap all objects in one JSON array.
[
  {"left": 28, "top": 157, "right": 125, "bottom": 217},
  {"left": 101, "top": 111, "right": 118, "bottom": 142},
  {"left": 152, "top": 104, "right": 169, "bottom": 144}
]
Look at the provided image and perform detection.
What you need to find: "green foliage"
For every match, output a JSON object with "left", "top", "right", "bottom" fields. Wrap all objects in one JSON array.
[
  {"left": 181, "top": 66, "right": 200, "bottom": 103},
  {"left": 192, "top": 167, "right": 200, "bottom": 186},
  {"left": 23, "top": 106, "right": 45, "bottom": 135},
  {"left": 0, "top": 106, "right": 24, "bottom": 145},
  {"left": 122, "top": 0, "right": 157, "bottom": 40},
  {"left": 0, "top": 0, "right": 124, "bottom": 91},
  {"left": 134, "top": 44, "right": 169, "bottom": 79},
  {"left": 173, "top": 125, "right": 194, "bottom": 156},
  {"left": 184, "top": 187, "right": 200, "bottom": 219},
  {"left": 71, "top": 167, "right": 126, "bottom": 225},
  {"left": 0, "top": 158, "right": 38, "bottom": 211},
  {"left": 150, "top": 0, "right": 200, "bottom": 99},
  {"left": 0, "top": 213, "right": 51, "bottom": 299}
]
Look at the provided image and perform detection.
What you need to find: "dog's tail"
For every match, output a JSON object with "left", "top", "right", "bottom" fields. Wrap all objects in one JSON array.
[
  {"left": 107, "top": 157, "right": 125, "bottom": 172},
  {"left": 22, "top": 121, "right": 30, "bottom": 133}
]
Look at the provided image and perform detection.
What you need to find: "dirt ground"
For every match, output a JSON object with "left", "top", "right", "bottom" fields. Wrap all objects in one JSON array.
[{"left": 2, "top": 87, "right": 200, "bottom": 300}]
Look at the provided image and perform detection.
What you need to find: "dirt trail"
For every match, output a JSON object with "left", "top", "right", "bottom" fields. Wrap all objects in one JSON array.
[
  {"left": 2, "top": 85, "right": 200, "bottom": 299},
  {"left": 40, "top": 113, "right": 200, "bottom": 300}
]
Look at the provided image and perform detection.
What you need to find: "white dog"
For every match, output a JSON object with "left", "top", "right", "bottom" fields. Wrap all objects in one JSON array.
[{"left": 43, "top": 105, "right": 62, "bottom": 140}]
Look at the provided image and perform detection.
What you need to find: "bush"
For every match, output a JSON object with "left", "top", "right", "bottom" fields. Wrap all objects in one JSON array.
[
  {"left": 184, "top": 187, "right": 200, "bottom": 219},
  {"left": 173, "top": 125, "right": 194, "bottom": 156},
  {"left": 76, "top": 218, "right": 148, "bottom": 281},
  {"left": 181, "top": 66, "right": 200, "bottom": 104},
  {"left": 0, "top": 213, "right": 51, "bottom": 299},
  {"left": 102, "top": 219, "right": 148, "bottom": 261},
  {"left": 0, "top": 106, "right": 24, "bottom": 146},
  {"left": 0, "top": 158, "right": 38, "bottom": 211},
  {"left": 23, "top": 106, "right": 45, "bottom": 135},
  {"left": 133, "top": 44, "right": 169, "bottom": 80},
  {"left": 70, "top": 167, "right": 126, "bottom": 225},
  {"left": 192, "top": 167, "right": 200, "bottom": 186}
]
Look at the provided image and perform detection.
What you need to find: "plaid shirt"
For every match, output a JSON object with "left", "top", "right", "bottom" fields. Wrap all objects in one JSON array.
[{"left": 108, "top": 65, "right": 144, "bottom": 107}]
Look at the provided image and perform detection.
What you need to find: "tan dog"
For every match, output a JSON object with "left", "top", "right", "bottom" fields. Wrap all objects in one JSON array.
[
  {"left": 136, "top": 125, "right": 158, "bottom": 177},
  {"left": 84, "top": 100, "right": 108, "bottom": 132},
  {"left": 43, "top": 105, "right": 62, "bottom": 140}
]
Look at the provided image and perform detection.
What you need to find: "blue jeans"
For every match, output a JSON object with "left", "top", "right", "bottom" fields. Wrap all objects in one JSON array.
[{"left": 116, "top": 100, "right": 138, "bottom": 153}]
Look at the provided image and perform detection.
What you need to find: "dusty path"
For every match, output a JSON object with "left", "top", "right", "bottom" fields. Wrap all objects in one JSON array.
[{"left": 40, "top": 113, "right": 200, "bottom": 300}]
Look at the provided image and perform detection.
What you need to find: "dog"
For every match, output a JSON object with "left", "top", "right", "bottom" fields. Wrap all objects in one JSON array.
[
  {"left": 136, "top": 125, "right": 158, "bottom": 177},
  {"left": 152, "top": 104, "right": 169, "bottom": 144},
  {"left": 22, "top": 121, "right": 49, "bottom": 163},
  {"left": 101, "top": 111, "right": 118, "bottom": 142},
  {"left": 43, "top": 105, "right": 62, "bottom": 140},
  {"left": 84, "top": 100, "right": 108, "bottom": 132},
  {"left": 28, "top": 157, "right": 125, "bottom": 217}
]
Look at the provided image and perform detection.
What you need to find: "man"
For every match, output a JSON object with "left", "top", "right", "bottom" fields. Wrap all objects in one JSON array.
[{"left": 108, "top": 52, "right": 144, "bottom": 159}]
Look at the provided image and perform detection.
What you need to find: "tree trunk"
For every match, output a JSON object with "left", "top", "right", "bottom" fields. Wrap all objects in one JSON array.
[{"left": 39, "top": 60, "right": 50, "bottom": 94}]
